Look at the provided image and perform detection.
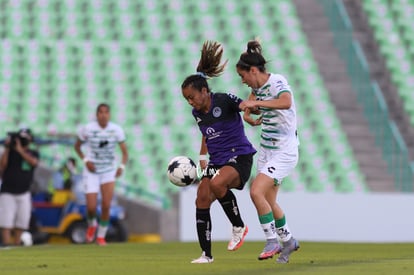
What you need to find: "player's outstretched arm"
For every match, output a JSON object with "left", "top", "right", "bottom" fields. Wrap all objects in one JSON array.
[{"left": 116, "top": 141, "right": 128, "bottom": 177}]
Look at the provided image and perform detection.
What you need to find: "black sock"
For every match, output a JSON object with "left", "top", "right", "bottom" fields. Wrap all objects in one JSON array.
[
  {"left": 218, "top": 190, "right": 244, "bottom": 228},
  {"left": 196, "top": 208, "right": 212, "bottom": 258}
]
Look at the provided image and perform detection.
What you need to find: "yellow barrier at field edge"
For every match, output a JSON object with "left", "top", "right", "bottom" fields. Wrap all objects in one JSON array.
[{"left": 47, "top": 234, "right": 161, "bottom": 244}]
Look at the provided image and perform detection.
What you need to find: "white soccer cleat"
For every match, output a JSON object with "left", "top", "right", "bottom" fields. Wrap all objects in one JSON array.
[
  {"left": 227, "top": 225, "right": 248, "bottom": 251},
  {"left": 276, "top": 238, "right": 300, "bottom": 264},
  {"left": 191, "top": 252, "right": 214, "bottom": 264}
]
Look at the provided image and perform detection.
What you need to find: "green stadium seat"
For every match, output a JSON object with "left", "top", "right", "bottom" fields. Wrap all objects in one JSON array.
[
  {"left": 363, "top": 0, "right": 414, "bottom": 126},
  {"left": 0, "top": 0, "right": 370, "bottom": 207}
]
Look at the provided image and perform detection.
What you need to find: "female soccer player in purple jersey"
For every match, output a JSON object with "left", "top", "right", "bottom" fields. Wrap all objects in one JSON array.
[
  {"left": 238, "top": 40, "right": 300, "bottom": 263},
  {"left": 181, "top": 41, "right": 256, "bottom": 264}
]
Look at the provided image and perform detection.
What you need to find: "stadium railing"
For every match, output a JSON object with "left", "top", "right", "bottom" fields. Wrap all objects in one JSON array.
[{"left": 318, "top": 0, "right": 414, "bottom": 191}]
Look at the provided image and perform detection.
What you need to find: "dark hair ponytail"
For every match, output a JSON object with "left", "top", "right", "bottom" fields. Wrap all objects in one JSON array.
[
  {"left": 181, "top": 41, "right": 227, "bottom": 91},
  {"left": 247, "top": 40, "right": 263, "bottom": 55},
  {"left": 236, "top": 39, "right": 267, "bottom": 72}
]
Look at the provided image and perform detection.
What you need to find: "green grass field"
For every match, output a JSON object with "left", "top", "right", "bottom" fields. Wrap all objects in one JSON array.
[{"left": 1, "top": 241, "right": 413, "bottom": 275}]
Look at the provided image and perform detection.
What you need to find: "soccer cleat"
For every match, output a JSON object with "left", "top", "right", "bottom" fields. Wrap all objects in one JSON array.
[
  {"left": 258, "top": 239, "right": 282, "bottom": 260},
  {"left": 86, "top": 226, "right": 97, "bottom": 243},
  {"left": 227, "top": 225, "right": 248, "bottom": 251},
  {"left": 96, "top": 237, "right": 107, "bottom": 246},
  {"left": 191, "top": 252, "right": 214, "bottom": 264},
  {"left": 276, "top": 238, "right": 299, "bottom": 264}
]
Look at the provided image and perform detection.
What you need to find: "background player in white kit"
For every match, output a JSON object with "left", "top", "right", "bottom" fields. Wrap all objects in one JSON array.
[
  {"left": 74, "top": 103, "right": 128, "bottom": 246},
  {"left": 237, "top": 40, "right": 300, "bottom": 263}
]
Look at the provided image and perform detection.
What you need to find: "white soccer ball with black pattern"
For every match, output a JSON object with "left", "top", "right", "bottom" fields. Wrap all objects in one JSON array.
[{"left": 167, "top": 156, "right": 197, "bottom": 187}]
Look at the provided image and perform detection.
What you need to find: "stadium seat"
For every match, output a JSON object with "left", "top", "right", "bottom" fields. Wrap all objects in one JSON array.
[
  {"left": 0, "top": 0, "right": 369, "bottom": 207},
  {"left": 363, "top": 0, "right": 414, "bottom": 126}
]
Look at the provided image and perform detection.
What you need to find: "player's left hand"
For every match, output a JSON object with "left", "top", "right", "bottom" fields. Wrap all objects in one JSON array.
[
  {"left": 243, "top": 109, "right": 262, "bottom": 126},
  {"left": 115, "top": 167, "right": 124, "bottom": 178}
]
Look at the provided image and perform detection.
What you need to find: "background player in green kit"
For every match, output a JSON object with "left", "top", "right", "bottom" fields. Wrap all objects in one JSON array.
[
  {"left": 74, "top": 103, "right": 128, "bottom": 246},
  {"left": 238, "top": 40, "right": 300, "bottom": 263}
]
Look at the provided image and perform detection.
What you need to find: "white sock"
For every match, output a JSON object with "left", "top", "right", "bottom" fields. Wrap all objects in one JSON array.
[
  {"left": 97, "top": 224, "right": 108, "bottom": 239},
  {"left": 261, "top": 220, "right": 278, "bottom": 240},
  {"left": 88, "top": 218, "right": 97, "bottom": 228},
  {"left": 276, "top": 224, "right": 292, "bottom": 242},
  {"left": 259, "top": 212, "right": 278, "bottom": 240}
]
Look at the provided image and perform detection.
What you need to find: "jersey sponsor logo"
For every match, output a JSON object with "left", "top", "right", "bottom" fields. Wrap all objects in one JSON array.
[
  {"left": 206, "top": 127, "right": 215, "bottom": 135},
  {"left": 212, "top": 107, "right": 222, "bottom": 118},
  {"left": 99, "top": 140, "right": 109, "bottom": 148},
  {"left": 205, "top": 127, "right": 222, "bottom": 140}
]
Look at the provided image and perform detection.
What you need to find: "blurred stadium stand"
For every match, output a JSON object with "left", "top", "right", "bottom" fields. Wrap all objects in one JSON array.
[
  {"left": 0, "top": 0, "right": 413, "bottom": 211},
  {"left": 315, "top": 0, "right": 414, "bottom": 191}
]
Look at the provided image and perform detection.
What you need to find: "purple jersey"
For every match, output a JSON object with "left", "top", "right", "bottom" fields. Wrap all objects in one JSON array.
[{"left": 192, "top": 92, "right": 256, "bottom": 165}]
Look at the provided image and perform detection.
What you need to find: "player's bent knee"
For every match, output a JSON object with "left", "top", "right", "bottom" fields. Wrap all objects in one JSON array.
[
  {"left": 209, "top": 180, "right": 228, "bottom": 197},
  {"left": 250, "top": 186, "right": 264, "bottom": 202}
]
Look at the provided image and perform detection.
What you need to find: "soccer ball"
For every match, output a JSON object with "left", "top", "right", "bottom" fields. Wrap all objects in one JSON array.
[{"left": 167, "top": 156, "right": 198, "bottom": 187}]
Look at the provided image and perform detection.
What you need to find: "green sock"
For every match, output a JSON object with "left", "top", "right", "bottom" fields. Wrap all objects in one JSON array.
[
  {"left": 99, "top": 220, "right": 110, "bottom": 227},
  {"left": 275, "top": 215, "right": 286, "bottom": 227}
]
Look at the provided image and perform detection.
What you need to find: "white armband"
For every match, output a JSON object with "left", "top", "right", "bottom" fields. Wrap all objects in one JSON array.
[{"left": 199, "top": 155, "right": 208, "bottom": 161}]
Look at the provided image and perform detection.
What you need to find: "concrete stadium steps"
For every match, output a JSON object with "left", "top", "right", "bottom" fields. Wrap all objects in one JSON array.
[{"left": 292, "top": 0, "right": 395, "bottom": 191}]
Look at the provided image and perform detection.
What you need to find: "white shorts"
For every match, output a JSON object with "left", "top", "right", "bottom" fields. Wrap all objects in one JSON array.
[
  {"left": 82, "top": 169, "right": 117, "bottom": 194},
  {"left": 257, "top": 146, "right": 299, "bottom": 185},
  {"left": 0, "top": 192, "right": 32, "bottom": 230}
]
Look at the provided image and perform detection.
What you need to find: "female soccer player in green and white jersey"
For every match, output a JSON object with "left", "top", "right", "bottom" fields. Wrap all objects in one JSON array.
[
  {"left": 237, "top": 40, "right": 300, "bottom": 264},
  {"left": 74, "top": 103, "right": 128, "bottom": 246}
]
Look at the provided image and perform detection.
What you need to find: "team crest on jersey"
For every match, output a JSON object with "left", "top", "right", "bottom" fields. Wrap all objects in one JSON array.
[{"left": 212, "top": 107, "right": 222, "bottom": 118}]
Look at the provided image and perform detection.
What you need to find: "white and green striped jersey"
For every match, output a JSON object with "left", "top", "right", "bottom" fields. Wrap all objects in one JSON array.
[
  {"left": 253, "top": 73, "right": 299, "bottom": 150},
  {"left": 78, "top": 121, "right": 126, "bottom": 174}
]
